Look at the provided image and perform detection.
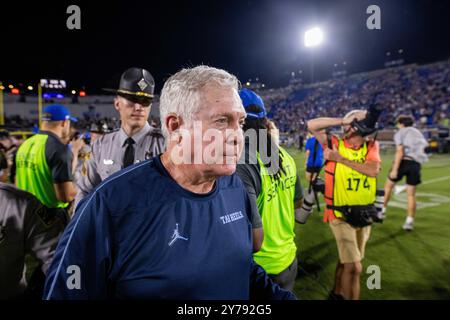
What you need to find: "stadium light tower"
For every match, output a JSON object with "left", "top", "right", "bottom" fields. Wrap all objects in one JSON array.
[
  {"left": 303, "top": 27, "right": 324, "bottom": 83},
  {"left": 304, "top": 27, "right": 323, "bottom": 47}
]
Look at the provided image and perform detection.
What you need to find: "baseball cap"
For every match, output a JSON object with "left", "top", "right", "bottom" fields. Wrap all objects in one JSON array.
[
  {"left": 239, "top": 88, "right": 267, "bottom": 119},
  {"left": 42, "top": 105, "right": 77, "bottom": 122}
]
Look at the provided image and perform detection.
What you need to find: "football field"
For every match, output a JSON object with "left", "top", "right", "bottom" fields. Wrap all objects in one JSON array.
[{"left": 286, "top": 148, "right": 450, "bottom": 300}]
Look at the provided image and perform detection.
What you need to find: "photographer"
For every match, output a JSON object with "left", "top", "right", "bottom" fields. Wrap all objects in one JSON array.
[
  {"left": 307, "top": 108, "right": 381, "bottom": 300},
  {"left": 384, "top": 115, "right": 428, "bottom": 231},
  {"left": 304, "top": 130, "right": 325, "bottom": 183},
  {"left": 73, "top": 122, "right": 108, "bottom": 184}
]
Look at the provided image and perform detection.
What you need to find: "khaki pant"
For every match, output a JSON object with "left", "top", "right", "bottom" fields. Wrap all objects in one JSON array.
[{"left": 329, "top": 218, "right": 371, "bottom": 263}]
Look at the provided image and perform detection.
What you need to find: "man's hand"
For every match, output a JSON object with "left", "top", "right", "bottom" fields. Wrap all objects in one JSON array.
[
  {"left": 390, "top": 145, "right": 404, "bottom": 181},
  {"left": 325, "top": 143, "right": 381, "bottom": 177},
  {"left": 70, "top": 137, "right": 85, "bottom": 156},
  {"left": 389, "top": 169, "right": 398, "bottom": 180},
  {"left": 324, "top": 144, "right": 344, "bottom": 163},
  {"left": 342, "top": 110, "right": 367, "bottom": 126}
]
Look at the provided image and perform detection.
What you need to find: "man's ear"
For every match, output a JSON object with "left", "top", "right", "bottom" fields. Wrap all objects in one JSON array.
[
  {"left": 165, "top": 114, "right": 182, "bottom": 135},
  {"left": 113, "top": 97, "right": 120, "bottom": 111}
]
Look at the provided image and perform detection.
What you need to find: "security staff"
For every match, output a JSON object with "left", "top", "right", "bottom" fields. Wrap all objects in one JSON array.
[
  {"left": 0, "top": 182, "right": 65, "bottom": 299},
  {"left": 15, "top": 105, "right": 82, "bottom": 209},
  {"left": 75, "top": 68, "right": 165, "bottom": 206},
  {"left": 236, "top": 89, "right": 303, "bottom": 291},
  {"left": 308, "top": 110, "right": 381, "bottom": 300}
]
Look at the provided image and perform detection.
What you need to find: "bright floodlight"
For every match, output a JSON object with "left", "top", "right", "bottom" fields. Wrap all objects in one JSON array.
[{"left": 304, "top": 27, "right": 323, "bottom": 47}]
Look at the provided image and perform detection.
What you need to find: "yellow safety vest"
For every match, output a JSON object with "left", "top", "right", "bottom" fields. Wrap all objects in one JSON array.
[{"left": 332, "top": 139, "right": 377, "bottom": 218}]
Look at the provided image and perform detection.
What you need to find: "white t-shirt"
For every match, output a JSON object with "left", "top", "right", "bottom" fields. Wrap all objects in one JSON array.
[{"left": 394, "top": 127, "right": 429, "bottom": 164}]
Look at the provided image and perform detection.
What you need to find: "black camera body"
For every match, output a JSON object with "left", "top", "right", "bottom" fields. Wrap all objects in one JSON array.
[
  {"left": 311, "top": 177, "right": 325, "bottom": 194},
  {"left": 351, "top": 103, "right": 383, "bottom": 137}
]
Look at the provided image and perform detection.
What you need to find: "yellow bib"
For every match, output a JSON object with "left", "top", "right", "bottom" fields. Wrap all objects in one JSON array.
[{"left": 333, "top": 140, "right": 376, "bottom": 217}]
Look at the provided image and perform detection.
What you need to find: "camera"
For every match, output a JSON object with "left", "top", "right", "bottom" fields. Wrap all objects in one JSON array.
[
  {"left": 295, "top": 177, "right": 325, "bottom": 224},
  {"left": 351, "top": 103, "right": 383, "bottom": 137},
  {"left": 295, "top": 188, "right": 315, "bottom": 224},
  {"left": 311, "top": 177, "right": 325, "bottom": 194},
  {"left": 373, "top": 189, "right": 386, "bottom": 223}
]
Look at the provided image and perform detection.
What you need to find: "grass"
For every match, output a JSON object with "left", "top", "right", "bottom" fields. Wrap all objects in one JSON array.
[{"left": 286, "top": 147, "right": 450, "bottom": 300}]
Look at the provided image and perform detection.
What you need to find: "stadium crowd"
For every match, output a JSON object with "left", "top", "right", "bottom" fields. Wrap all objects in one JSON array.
[{"left": 259, "top": 60, "right": 450, "bottom": 134}]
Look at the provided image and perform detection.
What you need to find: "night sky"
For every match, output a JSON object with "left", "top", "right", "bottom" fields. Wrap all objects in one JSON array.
[{"left": 1, "top": 0, "right": 449, "bottom": 93}]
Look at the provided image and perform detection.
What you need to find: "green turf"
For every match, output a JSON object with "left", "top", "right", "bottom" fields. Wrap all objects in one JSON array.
[{"left": 285, "top": 147, "right": 450, "bottom": 300}]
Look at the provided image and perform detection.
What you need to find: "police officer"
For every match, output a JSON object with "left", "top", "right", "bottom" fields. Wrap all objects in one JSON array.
[
  {"left": 0, "top": 182, "right": 65, "bottom": 299},
  {"left": 75, "top": 68, "right": 165, "bottom": 206}
]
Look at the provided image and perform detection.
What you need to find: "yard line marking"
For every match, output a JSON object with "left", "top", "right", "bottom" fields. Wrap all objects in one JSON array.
[
  {"left": 389, "top": 192, "right": 450, "bottom": 210},
  {"left": 422, "top": 175, "right": 450, "bottom": 185}
]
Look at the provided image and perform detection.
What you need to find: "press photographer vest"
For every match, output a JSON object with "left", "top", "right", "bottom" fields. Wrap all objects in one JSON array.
[
  {"left": 324, "top": 138, "right": 376, "bottom": 221},
  {"left": 253, "top": 146, "right": 297, "bottom": 275}
]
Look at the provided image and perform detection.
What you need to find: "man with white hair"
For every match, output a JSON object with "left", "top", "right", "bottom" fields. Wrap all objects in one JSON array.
[
  {"left": 43, "top": 66, "right": 295, "bottom": 300},
  {"left": 308, "top": 109, "right": 382, "bottom": 300}
]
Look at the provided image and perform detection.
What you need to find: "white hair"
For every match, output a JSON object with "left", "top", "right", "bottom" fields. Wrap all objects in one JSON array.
[{"left": 159, "top": 65, "right": 240, "bottom": 138}]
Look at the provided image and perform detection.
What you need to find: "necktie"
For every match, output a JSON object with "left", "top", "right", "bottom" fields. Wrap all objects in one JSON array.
[{"left": 123, "top": 137, "right": 135, "bottom": 168}]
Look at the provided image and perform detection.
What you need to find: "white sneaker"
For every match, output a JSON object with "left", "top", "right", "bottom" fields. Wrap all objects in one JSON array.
[
  {"left": 394, "top": 185, "right": 407, "bottom": 195},
  {"left": 403, "top": 221, "right": 414, "bottom": 231}
]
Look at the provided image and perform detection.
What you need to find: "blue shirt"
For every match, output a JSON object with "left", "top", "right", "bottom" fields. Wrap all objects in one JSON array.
[
  {"left": 43, "top": 156, "right": 294, "bottom": 300},
  {"left": 305, "top": 137, "right": 324, "bottom": 168}
]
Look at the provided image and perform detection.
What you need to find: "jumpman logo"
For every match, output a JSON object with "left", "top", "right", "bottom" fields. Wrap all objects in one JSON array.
[{"left": 168, "top": 223, "right": 189, "bottom": 246}]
